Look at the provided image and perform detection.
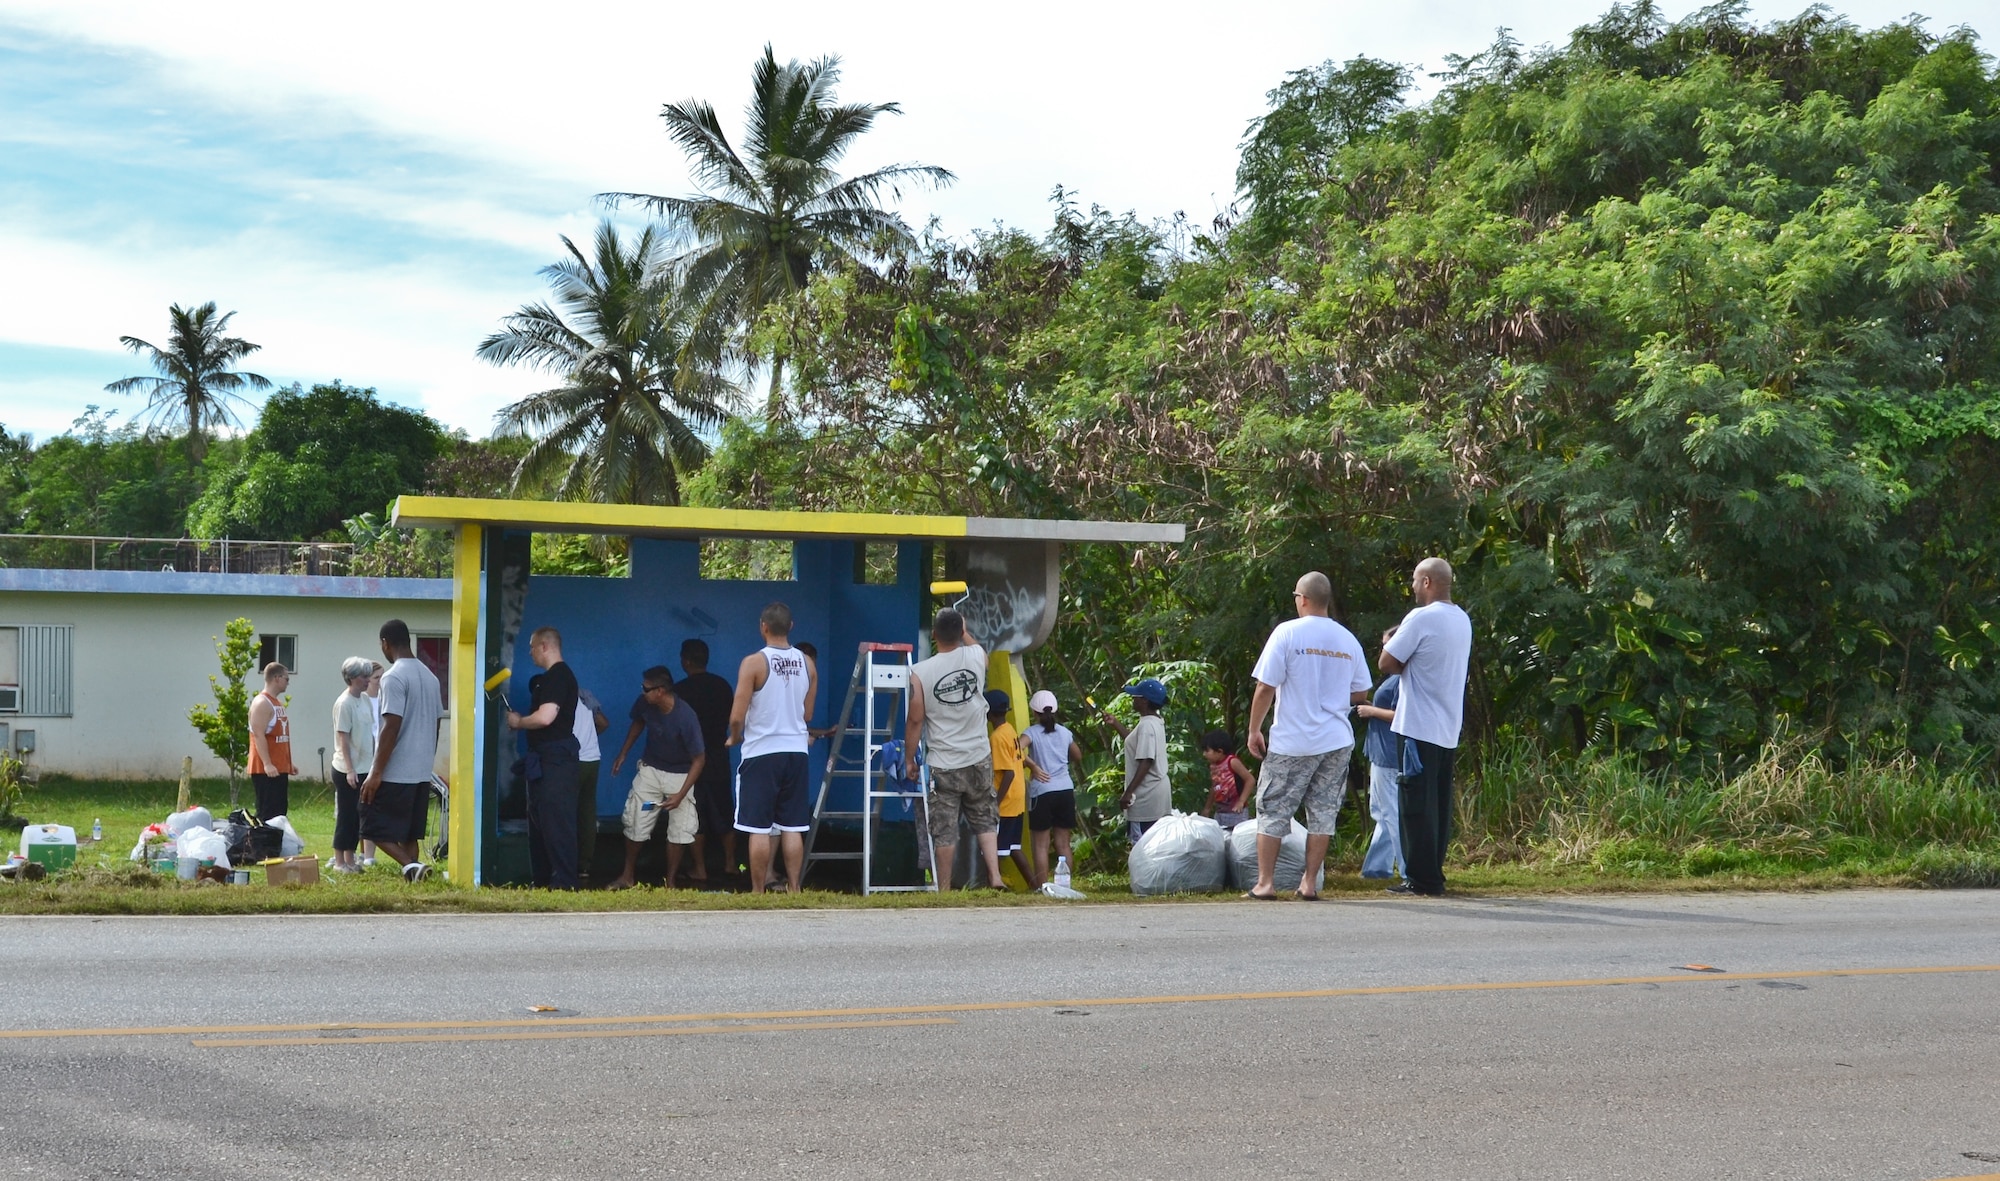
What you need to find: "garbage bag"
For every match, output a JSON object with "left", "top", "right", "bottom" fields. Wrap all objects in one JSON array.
[
  {"left": 1226, "top": 819, "right": 1323, "bottom": 894},
  {"left": 165, "top": 807, "right": 214, "bottom": 837},
  {"left": 1127, "top": 812, "right": 1228, "bottom": 895},
  {"left": 174, "top": 826, "right": 231, "bottom": 869},
  {"left": 265, "top": 815, "right": 305, "bottom": 857}
]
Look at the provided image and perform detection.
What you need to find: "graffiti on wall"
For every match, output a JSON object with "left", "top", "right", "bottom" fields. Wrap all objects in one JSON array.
[{"left": 948, "top": 540, "right": 1059, "bottom": 654}]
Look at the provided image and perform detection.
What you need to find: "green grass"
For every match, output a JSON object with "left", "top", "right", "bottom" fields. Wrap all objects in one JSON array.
[{"left": 5, "top": 747, "right": 1998, "bottom": 915}]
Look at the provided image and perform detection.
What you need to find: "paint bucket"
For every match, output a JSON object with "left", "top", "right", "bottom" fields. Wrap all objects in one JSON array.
[
  {"left": 228, "top": 868, "right": 250, "bottom": 885},
  {"left": 176, "top": 856, "right": 198, "bottom": 880},
  {"left": 152, "top": 857, "right": 174, "bottom": 874}
]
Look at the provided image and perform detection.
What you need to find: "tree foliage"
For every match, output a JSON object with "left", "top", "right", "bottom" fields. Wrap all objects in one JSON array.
[
  {"left": 483, "top": 222, "right": 731, "bottom": 506},
  {"left": 104, "top": 301, "right": 271, "bottom": 463},
  {"left": 605, "top": 44, "right": 954, "bottom": 417},
  {"left": 188, "top": 616, "right": 256, "bottom": 798},
  {"left": 698, "top": 4, "right": 2000, "bottom": 773},
  {"left": 187, "top": 381, "right": 445, "bottom": 540}
]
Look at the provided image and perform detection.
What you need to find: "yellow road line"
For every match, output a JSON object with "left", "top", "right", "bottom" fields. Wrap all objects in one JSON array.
[
  {"left": 1931, "top": 1174, "right": 2000, "bottom": 1181},
  {"left": 191, "top": 1016, "right": 955, "bottom": 1048},
  {"left": 7, "top": 963, "right": 1997, "bottom": 1043}
]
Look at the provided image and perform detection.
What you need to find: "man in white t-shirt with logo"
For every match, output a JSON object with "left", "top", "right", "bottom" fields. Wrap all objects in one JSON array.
[
  {"left": 1245, "top": 571, "right": 1372, "bottom": 900},
  {"left": 907, "top": 608, "right": 1005, "bottom": 890},
  {"left": 1379, "top": 557, "right": 1473, "bottom": 898}
]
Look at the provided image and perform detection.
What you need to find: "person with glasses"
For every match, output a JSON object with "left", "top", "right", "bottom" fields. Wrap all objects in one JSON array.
[{"left": 608, "top": 666, "right": 707, "bottom": 890}]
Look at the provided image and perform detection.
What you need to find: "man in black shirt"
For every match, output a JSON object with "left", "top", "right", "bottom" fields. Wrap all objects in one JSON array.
[
  {"left": 505, "top": 626, "right": 581, "bottom": 889},
  {"left": 676, "top": 638, "right": 738, "bottom": 880}
]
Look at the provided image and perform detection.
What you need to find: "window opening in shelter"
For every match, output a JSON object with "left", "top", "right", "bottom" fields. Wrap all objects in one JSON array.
[
  {"left": 700, "top": 537, "right": 795, "bottom": 581},
  {"left": 854, "top": 542, "right": 898, "bottom": 586},
  {"left": 530, "top": 533, "right": 630, "bottom": 577}
]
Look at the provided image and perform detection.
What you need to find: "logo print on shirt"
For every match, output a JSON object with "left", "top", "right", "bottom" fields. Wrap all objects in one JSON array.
[
  {"left": 933, "top": 668, "right": 980, "bottom": 705},
  {"left": 770, "top": 654, "right": 805, "bottom": 679}
]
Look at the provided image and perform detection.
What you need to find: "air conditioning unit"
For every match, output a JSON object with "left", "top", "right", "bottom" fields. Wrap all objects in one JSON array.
[{"left": 0, "top": 686, "right": 18, "bottom": 713}]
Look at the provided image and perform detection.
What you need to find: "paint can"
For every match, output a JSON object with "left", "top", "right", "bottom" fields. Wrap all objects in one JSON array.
[
  {"left": 228, "top": 868, "right": 250, "bottom": 885},
  {"left": 176, "top": 856, "right": 198, "bottom": 880}
]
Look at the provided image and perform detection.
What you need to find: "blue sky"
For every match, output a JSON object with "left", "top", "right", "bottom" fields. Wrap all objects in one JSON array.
[{"left": 2, "top": 0, "right": 1993, "bottom": 441}]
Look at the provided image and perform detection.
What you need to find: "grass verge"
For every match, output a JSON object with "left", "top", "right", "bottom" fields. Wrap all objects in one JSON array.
[{"left": 4, "top": 749, "right": 1997, "bottom": 916}]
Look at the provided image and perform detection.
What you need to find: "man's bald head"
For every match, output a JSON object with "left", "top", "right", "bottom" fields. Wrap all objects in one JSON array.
[
  {"left": 1412, "top": 557, "right": 1454, "bottom": 604},
  {"left": 1294, "top": 571, "right": 1332, "bottom": 616}
]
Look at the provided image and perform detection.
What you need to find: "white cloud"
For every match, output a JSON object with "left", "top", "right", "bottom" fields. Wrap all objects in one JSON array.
[{"left": 1, "top": 0, "right": 1991, "bottom": 441}]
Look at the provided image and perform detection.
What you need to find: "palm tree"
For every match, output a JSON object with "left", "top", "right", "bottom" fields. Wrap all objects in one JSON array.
[
  {"left": 105, "top": 301, "right": 271, "bottom": 462},
  {"left": 604, "top": 44, "right": 954, "bottom": 418},
  {"left": 481, "top": 221, "right": 732, "bottom": 505}
]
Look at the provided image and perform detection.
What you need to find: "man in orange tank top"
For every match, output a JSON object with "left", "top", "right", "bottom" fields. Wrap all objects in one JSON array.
[{"left": 248, "top": 662, "right": 297, "bottom": 819}]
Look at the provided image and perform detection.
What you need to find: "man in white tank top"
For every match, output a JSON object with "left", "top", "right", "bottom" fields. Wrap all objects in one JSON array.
[{"left": 727, "top": 601, "right": 817, "bottom": 894}]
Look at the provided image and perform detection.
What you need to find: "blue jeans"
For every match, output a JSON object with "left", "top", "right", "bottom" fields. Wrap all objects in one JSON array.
[{"left": 1360, "top": 763, "right": 1403, "bottom": 879}]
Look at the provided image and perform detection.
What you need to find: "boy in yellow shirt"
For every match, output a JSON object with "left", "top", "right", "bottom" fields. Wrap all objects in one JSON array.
[{"left": 987, "top": 690, "right": 1038, "bottom": 888}]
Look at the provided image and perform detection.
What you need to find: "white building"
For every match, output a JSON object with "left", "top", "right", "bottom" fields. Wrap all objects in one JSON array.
[{"left": 0, "top": 567, "right": 450, "bottom": 779}]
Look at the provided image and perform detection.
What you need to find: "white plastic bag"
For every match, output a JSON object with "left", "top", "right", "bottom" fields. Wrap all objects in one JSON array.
[
  {"left": 1128, "top": 812, "right": 1228, "bottom": 895},
  {"left": 265, "top": 815, "right": 305, "bottom": 857},
  {"left": 1039, "top": 881, "right": 1086, "bottom": 900},
  {"left": 165, "top": 807, "right": 214, "bottom": 837},
  {"left": 1227, "top": 818, "right": 1323, "bottom": 895},
  {"left": 174, "top": 826, "right": 231, "bottom": 869}
]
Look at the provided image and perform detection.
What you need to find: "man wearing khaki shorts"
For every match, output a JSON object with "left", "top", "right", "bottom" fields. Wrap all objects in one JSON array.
[
  {"left": 608, "top": 667, "right": 706, "bottom": 889},
  {"left": 906, "top": 609, "right": 1005, "bottom": 889}
]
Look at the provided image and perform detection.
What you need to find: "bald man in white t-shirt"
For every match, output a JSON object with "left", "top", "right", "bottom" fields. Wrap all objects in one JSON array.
[{"left": 1379, "top": 557, "right": 1473, "bottom": 897}]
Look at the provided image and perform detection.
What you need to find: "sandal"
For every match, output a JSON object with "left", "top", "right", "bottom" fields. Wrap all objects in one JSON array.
[{"left": 1241, "top": 888, "right": 1279, "bottom": 901}]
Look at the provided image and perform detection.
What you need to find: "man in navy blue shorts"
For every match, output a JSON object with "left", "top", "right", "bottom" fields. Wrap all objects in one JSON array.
[{"left": 727, "top": 602, "right": 817, "bottom": 895}]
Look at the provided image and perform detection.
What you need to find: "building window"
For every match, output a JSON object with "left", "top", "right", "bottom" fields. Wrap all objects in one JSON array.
[
  {"left": 0, "top": 624, "right": 72, "bottom": 716},
  {"left": 258, "top": 634, "right": 298, "bottom": 675},
  {"left": 0, "top": 627, "right": 18, "bottom": 713},
  {"left": 415, "top": 635, "right": 451, "bottom": 710}
]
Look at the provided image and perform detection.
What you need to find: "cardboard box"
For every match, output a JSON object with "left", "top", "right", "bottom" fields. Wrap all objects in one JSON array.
[
  {"left": 19, "top": 825, "right": 77, "bottom": 872},
  {"left": 263, "top": 856, "right": 320, "bottom": 886}
]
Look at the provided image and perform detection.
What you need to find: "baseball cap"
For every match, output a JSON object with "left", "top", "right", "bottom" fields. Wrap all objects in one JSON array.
[
  {"left": 1028, "top": 689, "right": 1058, "bottom": 714},
  {"left": 984, "top": 689, "right": 1011, "bottom": 712},
  {"left": 1122, "top": 678, "right": 1168, "bottom": 706}
]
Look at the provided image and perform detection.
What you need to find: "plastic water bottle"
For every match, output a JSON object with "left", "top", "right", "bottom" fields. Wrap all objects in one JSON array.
[
  {"left": 92, "top": 818, "right": 103, "bottom": 842},
  {"left": 1054, "top": 856, "right": 1071, "bottom": 890}
]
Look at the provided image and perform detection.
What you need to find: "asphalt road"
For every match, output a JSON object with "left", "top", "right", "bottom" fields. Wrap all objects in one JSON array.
[{"left": 3, "top": 889, "right": 1997, "bottom": 1180}]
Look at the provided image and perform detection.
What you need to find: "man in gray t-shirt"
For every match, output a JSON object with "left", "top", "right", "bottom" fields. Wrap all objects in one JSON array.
[
  {"left": 908, "top": 609, "right": 1003, "bottom": 889},
  {"left": 361, "top": 618, "right": 441, "bottom": 882}
]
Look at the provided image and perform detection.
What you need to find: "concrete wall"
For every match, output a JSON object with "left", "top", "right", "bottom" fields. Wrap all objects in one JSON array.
[{"left": 0, "top": 570, "right": 450, "bottom": 779}]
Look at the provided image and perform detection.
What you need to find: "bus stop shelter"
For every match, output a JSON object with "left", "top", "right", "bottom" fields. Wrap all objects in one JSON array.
[{"left": 389, "top": 496, "right": 1183, "bottom": 887}]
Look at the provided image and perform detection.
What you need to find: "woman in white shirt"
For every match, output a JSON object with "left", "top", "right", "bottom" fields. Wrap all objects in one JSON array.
[{"left": 1020, "top": 690, "right": 1085, "bottom": 886}]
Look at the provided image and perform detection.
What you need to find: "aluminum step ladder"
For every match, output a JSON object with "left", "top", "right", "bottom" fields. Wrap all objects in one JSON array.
[{"left": 803, "top": 643, "right": 937, "bottom": 894}]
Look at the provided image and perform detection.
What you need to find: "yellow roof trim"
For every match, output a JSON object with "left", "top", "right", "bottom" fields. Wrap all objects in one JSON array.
[{"left": 391, "top": 496, "right": 969, "bottom": 540}]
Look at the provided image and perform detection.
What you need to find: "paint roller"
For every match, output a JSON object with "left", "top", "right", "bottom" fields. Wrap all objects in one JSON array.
[{"left": 483, "top": 667, "right": 512, "bottom": 707}]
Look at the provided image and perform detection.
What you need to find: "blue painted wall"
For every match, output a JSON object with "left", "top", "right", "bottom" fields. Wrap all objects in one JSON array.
[{"left": 498, "top": 538, "right": 924, "bottom": 821}]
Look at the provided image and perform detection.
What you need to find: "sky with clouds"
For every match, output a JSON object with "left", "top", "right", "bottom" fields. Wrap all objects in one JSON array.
[{"left": 1, "top": 0, "right": 1992, "bottom": 441}]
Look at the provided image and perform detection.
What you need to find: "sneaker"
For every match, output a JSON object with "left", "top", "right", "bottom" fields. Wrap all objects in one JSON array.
[
  {"left": 402, "top": 861, "right": 430, "bottom": 883},
  {"left": 359, "top": 856, "right": 376, "bottom": 868},
  {"left": 333, "top": 862, "right": 362, "bottom": 875}
]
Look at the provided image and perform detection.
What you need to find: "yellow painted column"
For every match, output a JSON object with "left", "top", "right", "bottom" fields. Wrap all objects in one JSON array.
[{"left": 449, "top": 524, "right": 481, "bottom": 885}]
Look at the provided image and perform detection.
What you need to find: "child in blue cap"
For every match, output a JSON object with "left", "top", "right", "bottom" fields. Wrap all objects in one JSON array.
[{"left": 1100, "top": 678, "right": 1172, "bottom": 843}]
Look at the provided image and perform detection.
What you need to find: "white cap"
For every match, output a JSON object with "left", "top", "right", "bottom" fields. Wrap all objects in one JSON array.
[{"left": 1028, "top": 690, "right": 1058, "bottom": 714}]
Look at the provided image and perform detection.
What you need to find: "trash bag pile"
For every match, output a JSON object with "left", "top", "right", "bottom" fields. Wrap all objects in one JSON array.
[
  {"left": 128, "top": 806, "right": 306, "bottom": 874},
  {"left": 1127, "top": 812, "right": 1229, "bottom": 895},
  {"left": 1226, "top": 819, "right": 1323, "bottom": 895}
]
